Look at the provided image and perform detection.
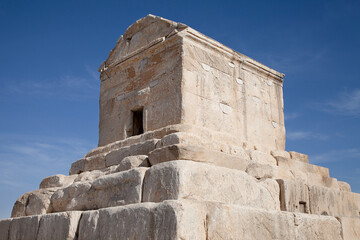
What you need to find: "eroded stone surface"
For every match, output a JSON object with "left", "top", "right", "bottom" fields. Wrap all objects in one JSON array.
[
  {"left": 51, "top": 168, "right": 148, "bottom": 212},
  {"left": 8, "top": 215, "right": 40, "bottom": 240},
  {"left": 78, "top": 201, "right": 206, "bottom": 240},
  {"left": 338, "top": 217, "right": 360, "bottom": 240},
  {"left": 40, "top": 174, "right": 76, "bottom": 189},
  {"left": 0, "top": 218, "right": 11, "bottom": 240},
  {"left": 143, "top": 160, "right": 280, "bottom": 210},
  {"left": 11, "top": 188, "right": 57, "bottom": 218},
  {"left": 37, "top": 211, "right": 82, "bottom": 240},
  {"left": 149, "top": 144, "right": 250, "bottom": 171}
]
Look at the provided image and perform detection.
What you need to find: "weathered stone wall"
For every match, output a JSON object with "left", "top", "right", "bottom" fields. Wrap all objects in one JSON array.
[
  {"left": 98, "top": 18, "right": 185, "bottom": 146},
  {"left": 98, "top": 15, "right": 285, "bottom": 150},
  {"left": 181, "top": 31, "right": 285, "bottom": 151}
]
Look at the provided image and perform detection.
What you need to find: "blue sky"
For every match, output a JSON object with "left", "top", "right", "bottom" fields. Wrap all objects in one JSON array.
[{"left": 0, "top": 0, "right": 360, "bottom": 218}]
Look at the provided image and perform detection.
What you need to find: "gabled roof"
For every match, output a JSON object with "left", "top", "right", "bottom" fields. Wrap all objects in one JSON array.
[{"left": 99, "top": 14, "right": 187, "bottom": 72}]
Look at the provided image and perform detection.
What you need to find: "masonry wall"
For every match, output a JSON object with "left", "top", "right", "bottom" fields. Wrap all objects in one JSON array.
[
  {"left": 181, "top": 34, "right": 285, "bottom": 150},
  {"left": 98, "top": 35, "right": 183, "bottom": 146}
]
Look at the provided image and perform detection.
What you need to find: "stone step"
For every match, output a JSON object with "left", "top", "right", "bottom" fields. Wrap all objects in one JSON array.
[
  {"left": 69, "top": 139, "right": 158, "bottom": 174},
  {"left": 51, "top": 167, "right": 148, "bottom": 213},
  {"left": 338, "top": 216, "right": 360, "bottom": 239},
  {"left": 277, "top": 179, "right": 360, "bottom": 217},
  {"left": 143, "top": 160, "right": 280, "bottom": 211},
  {"left": 1, "top": 200, "right": 345, "bottom": 240},
  {"left": 13, "top": 160, "right": 280, "bottom": 217},
  {"left": 148, "top": 144, "right": 251, "bottom": 171},
  {"left": 11, "top": 155, "right": 150, "bottom": 218}
]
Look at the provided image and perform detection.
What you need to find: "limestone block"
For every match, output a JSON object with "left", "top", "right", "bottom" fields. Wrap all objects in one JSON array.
[
  {"left": 11, "top": 188, "right": 57, "bottom": 217},
  {"left": 271, "top": 149, "right": 290, "bottom": 159},
  {"left": 40, "top": 174, "right": 76, "bottom": 189},
  {"left": 78, "top": 200, "right": 206, "bottom": 240},
  {"left": 8, "top": 215, "right": 40, "bottom": 240},
  {"left": 0, "top": 218, "right": 11, "bottom": 240},
  {"left": 51, "top": 168, "right": 147, "bottom": 212},
  {"left": 105, "top": 139, "right": 158, "bottom": 167},
  {"left": 276, "top": 156, "right": 337, "bottom": 189},
  {"left": 37, "top": 211, "right": 82, "bottom": 240},
  {"left": 338, "top": 217, "right": 360, "bottom": 240},
  {"left": 245, "top": 162, "right": 275, "bottom": 179},
  {"left": 73, "top": 170, "right": 105, "bottom": 183},
  {"left": 156, "top": 132, "right": 201, "bottom": 148},
  {"left": 249, "top": 150, "right": 277, "bottom": 166},
  {"left": 25, "top": 189, "right": 56, "bottom": 216},
  {"left": 289, "top": 151, "right": 309, "bottom": 163},
  {"left": 114, "top": 155, "right": 150, "bottom": 172},
  {"left": 148, "top": 144, "right": 250, "bottom": 171},
  {"left": 309, "top": 185, "right": 360, "bottom": 217},
  {"left": 78, "top": 210, "right": 100, "bottom": 240},
  {"left": 143, "top": 160, "right": 280, "bottom": 210},
  {"left": 277, "top": 179, "right": 310, "bottom": 213},
  {"left": 292, "top": 213, "right": 342, "bottom": 240},
  {"left": 338, "top": 181, "right": 351, "bottom": 192},
  {"left": 69, "top": 154, "right": 105, "bottom": 175},
  {"left": 206, "top": 204, "right": 342, "bottom": 240},
  {"left": 11, "top": 192, "right": 28, "bottom": 217}
]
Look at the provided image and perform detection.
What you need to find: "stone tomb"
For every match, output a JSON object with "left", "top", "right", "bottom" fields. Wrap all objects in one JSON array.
[{"left": 1, "top": 15, "right": 359, "bottom": 240}]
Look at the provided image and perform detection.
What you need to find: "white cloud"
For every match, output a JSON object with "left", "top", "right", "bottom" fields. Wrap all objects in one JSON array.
[
  {"left": 261, "top": 48, "right": 327, "bottom": 74},
  {"left": 0, "top": 134, "right": 96, "bottom": 188},
  {"left": 284, "top": 112, "right": 300, "bottom": 121},
  {"left": 1, "top": 66, "right": 99, "bottom": 101},
  {"left": 287, "top": 131, "right": 328, "bottom": 141},
  {"left": 321, "top": 89, "right": 360, "bottom": 116},
  {"left": 310, "top": 148, "right": 360, "bottom": 164}
]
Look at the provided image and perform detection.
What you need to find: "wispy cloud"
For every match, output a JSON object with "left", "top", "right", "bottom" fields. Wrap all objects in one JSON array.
[
  {"left": 287, "top": 130, "right": 329, "bottom": 141},
  {"left": 0, "top": 134, "right": 96, "bottom": 188},
  {"left": 318, "top": 89, "right": 360, "bottom": 116},
  {"left": 1, "top": 66, "right": 99, "bottom": 101},
  {"left": 284, "top": 112, "right": 300, "bottom": 121},
  {"left": 311, "top": 148, "right": 360, "bottom": 164},
  {"left": 262, "top": 48, "right": 327, "bottom": 74}
]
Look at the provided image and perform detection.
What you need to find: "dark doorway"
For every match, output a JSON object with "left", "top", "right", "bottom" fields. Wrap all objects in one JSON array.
[{"left": 132, "top": 108, "right": 144, "bottom": 136}]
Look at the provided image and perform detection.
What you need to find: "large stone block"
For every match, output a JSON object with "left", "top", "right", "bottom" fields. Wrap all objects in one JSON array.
[
  {"left": 289, "top": 151, "right": 309, "bottom": 163},
  {"left": 143, "top": 160, "right": 280, "bottom": 210},
  {"left": 206, "top": 204, "right": 342, "bottom": 240},
  {"left": 249, "top": 150, "right": 277, "bottom": 166},
  {"left": 275, "top": 156, "right": 339, "bottom": 189},
  {"left": 0, "top": 218, "right": 11, "bottom": 240},
  {"left": 11, "top": 188, "right": 57, "bottom": 217},
  {"left": 277, "top": 179, "right": 310, "bottom": 213},
  {"left": 149, "top": 144, "right": 250, "bottom": 171},
  {"left": 309, "top": 185, "right": 360, "bottom": 217},
  {"left": 78, "top": 200, "right": 206, "bottom": 240},
  {"left": 246, "top": 162, "right": 275, "bottom": 179},
  {"left": 105, "top": 139, "right": 158, "bottom": 167},
  {"left": 40, "top": 174, "right": 76, "bottom": 189},
  {"left": 51, "top": 168, "right": 148, "bottom": 212},
  {"left": 69, "top": 154, "right": 106, "bottom": 175},
  {"left": 338, "top": 216, "right": 360, "bottom": 240},
  {"left": 8, "top": 215, "right": 40, "bottom": 240},
  {"left": 338, "top": 181, "right": 351, "bottom": 192},
  {"left": 114, "top": 155, "right": 150, "bottom": 172},
  {"left": 37, "top": 211, "right": 82, "bottom": 240}
]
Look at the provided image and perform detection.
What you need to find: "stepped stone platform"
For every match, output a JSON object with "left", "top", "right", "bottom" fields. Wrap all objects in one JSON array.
[{"left": 1, "top": 15, "right": 359, "bottom": 239}]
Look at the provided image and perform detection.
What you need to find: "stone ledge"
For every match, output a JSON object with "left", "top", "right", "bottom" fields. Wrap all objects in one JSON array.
[
  {"left": 277, "top": 179, "right": 360, "bottom": 218},
  {"left": 143, "top": 160, "right": 280, "bottom": 210},
  {"left": 148, "top": 144, "right": 251, "bottom": 171},
  {"left": 2, "top": 200, "right": 345, "bottom": 240}
]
